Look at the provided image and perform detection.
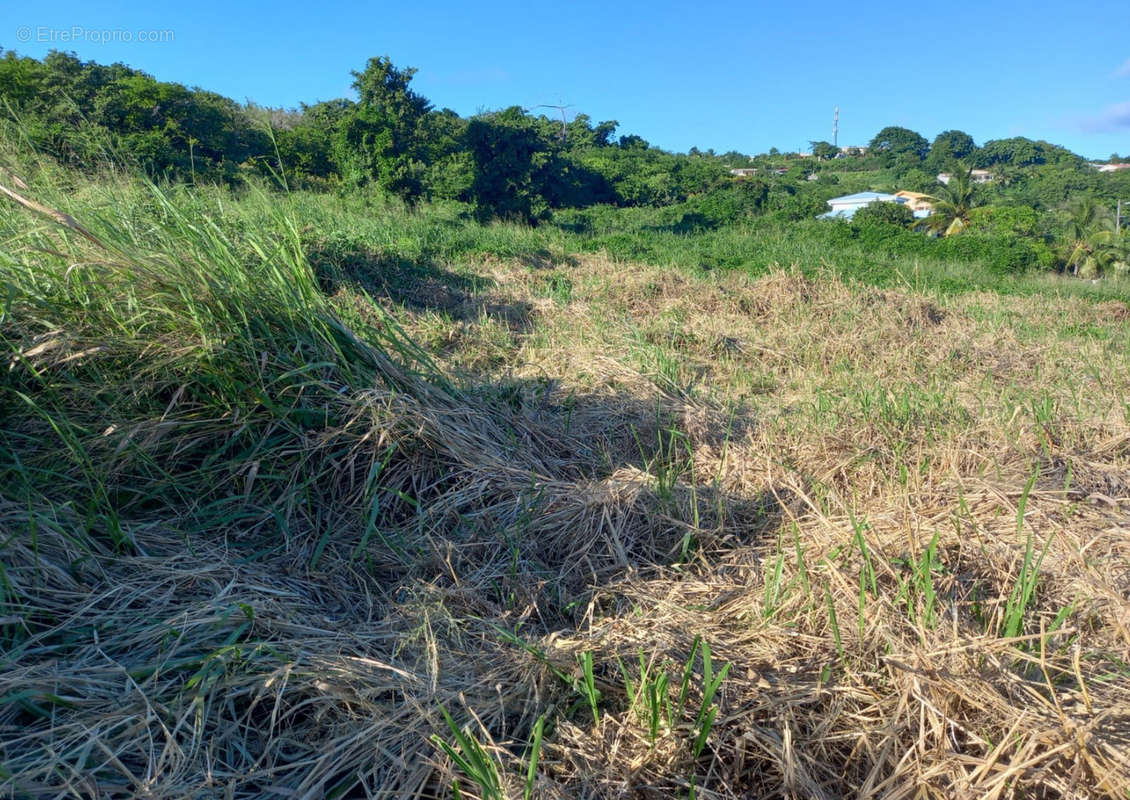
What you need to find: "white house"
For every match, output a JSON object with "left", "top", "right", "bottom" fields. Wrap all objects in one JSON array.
[
  {"left": 729, "top": 168, "right": 758, "bottom": 177},
  {"left": 817, "top": 191, "right": 909, "bottom": 220},
  {"left": 937, "top": 169, "right": 993, "bottom": 185}
]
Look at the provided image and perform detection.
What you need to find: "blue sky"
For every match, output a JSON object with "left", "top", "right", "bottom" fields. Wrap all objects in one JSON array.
[{"left": 3, "top": 0, "right": 1129, "bottom": 159}]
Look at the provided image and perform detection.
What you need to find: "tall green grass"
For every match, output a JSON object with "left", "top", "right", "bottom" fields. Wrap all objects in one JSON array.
[
  {"left": 0, "top": 154, "right": 445, "bottom": 572},
  {"left": 242, "top": 187, "right": 1130, "bottom": 306}
]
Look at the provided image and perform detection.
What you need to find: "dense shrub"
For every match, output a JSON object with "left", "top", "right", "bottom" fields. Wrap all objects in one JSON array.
[{"left": 853, "top": 200, "right": 916, "bottom": 228}]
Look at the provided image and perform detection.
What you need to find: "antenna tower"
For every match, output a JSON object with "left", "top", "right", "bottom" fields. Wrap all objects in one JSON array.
[{"left": 833, "top": 106, "right": 839, "bottom": 148}]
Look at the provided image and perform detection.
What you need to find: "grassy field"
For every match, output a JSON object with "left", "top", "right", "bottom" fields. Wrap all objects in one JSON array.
[
  {"left": 282, "top": 188, "right": 1130, "bottom": 305},
  {"left": 3, "top": 151, "right": 1130, "bottom": 798}
]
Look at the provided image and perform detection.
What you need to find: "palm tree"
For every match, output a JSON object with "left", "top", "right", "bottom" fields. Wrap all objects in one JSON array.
[
  {"left": 1061, "top": 197, "right": 1109, "bottom": 240},
  {"left": 1109, "top": 234, "right": 1130, "bottom": 277},
  {"left": 1060, "top": 198, "right": 1115, "bottom": 277},
  {"left": 916, "top": 163, "right": 980, "bottom": 236},
  {"left": 990, "top": 162, "right": 1020, "bottom": 188}
]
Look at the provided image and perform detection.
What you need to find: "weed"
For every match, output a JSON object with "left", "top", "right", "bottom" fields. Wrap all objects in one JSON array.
[{"left": 432, "top": 705, "right": 504, "bottom": 800}]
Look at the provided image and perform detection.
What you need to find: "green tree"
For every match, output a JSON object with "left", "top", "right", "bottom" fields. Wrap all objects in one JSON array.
[
  {"left": 926, "top": 130, "right": 976, "bottom": 171},
  {"left": 901, "top": 168, "right": 936, "bottom": 193},
  {"left": 976, "top": 137, "right": 1081, "bottom": 169},
  {"left": 465, "top": 106, "right": 554, "bottom": 223},
  {"left": 1059, "top": 197, "right": 1117, "bottom": 276},
  {"left": 868, "top": 126, "right": 929, "bottom": 166},
  {"left": 918, "top": 164, "right": 981, "bottom": 236},
  {"left": 334, "top": 56, "right": 432, "bottom": 201},
  {"left": 853, "top": 199, "right": 915, "bottom": 227},
  {"left": 618, "top": 133, "right": 649, "bottom": 150},
  {"left": 418, "top": 107, "right": 472, "bottom": 199},
  {"left": 967, "top": 205, "right": 1042, "bottom": 238},
  {"left": 809, "top": 140, "right": 839, "bottom": 159},
  {"left": 271, "top": 99, "right": 354, "bottom": 182},
  {"left": 563, "top": 114, "right": 618, "bottom": 148},
  {"left": 988, "top": 162, "right": 1022, "bottom": 188}
]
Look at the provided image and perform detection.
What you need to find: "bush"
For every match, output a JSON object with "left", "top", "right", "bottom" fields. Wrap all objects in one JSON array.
[
  {"left": 936, "top": 234, "right": 1046, "bottom": 274},
  {"left": 767, "top": 189, "right": 828, "bottom": 221},
  {"left": 852, "top": 200, "right": 916, "bottom": 228},
  {"left": 683, "top": 180, "right": 770, "bottom": 228}
]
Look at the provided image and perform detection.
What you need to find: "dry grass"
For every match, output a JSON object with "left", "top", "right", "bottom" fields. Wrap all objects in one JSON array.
[
  {"left": 384, "top": 254, "right": 1130, "bottom": 798},
  {"left": 3, "top": 185, "right": 1130, "bottom": 799}
]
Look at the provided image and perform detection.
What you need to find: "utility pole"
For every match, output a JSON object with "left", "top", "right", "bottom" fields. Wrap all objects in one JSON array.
[{"left": 536, "top": 104, "right": 573, "bottom": 142}]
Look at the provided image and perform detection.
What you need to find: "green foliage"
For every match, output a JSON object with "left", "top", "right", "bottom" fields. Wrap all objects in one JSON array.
[
  {"left": 524, "top": 715, "right": 545, "bottom": 800},
  {"left": 893, "top": 532, "right": 943, "bottom": 628},
  {"left": 465, "top": 106, "right": 554, "bottom": 223},
  {"left": 618, "top": 650, "right": 671, "bottom": 745},
  {"left": 576, "top": 650, "right": 600, "bottom": 724},
  {"left": 926, "top": 130, "right": 977, "bottom": 172},
  {"left": 432, "top": 705, "right": 505, "bottom": 800},
  {"left": 565, "top": 113, "right": 619, "bottom": 147},
  {"left": 463, "top": 109, "right": 637, "bottom": 221},
  {"left": 1050, "top": 197, "right": 1130, "bottom": 276},
  {"left": 1000, "top": 475, "right": 1054, "bottom": 640},
  {"left": 966, "top": 206, "right": 1057, "bottom": 270},
  {"left": 852, "top": 200, "right": 916, "bottom": 228},
  {"left": 3, "top": 48, "right": 1127, "bottom": 283},
  {"left": 271, "top": 99, "right": 353, "bottom": 184},
  {"left": 418, "top": 108, "right": 473, "bottom": 200},
  {"left": 683, "top": 180, "right": 769, "bottom": 228},
  {"left": 967, "top": 205, "right": 1042, "bottom": 238},
  {"left": 0, "top": 50, "right": 697, "bottom": 209},
  {"left": 810, "top": 140, "right": 839, "bottom": 159},
  {"left": 0, "top": 50, "right": 266, "bottom": 180},
  {"left": 917, "top": 164, "right": 981, "bottom": 236},
  {"left": 333, "top": 56, "right": 432, "bottom": 201},
  {"left": 691, "top": 641, "right": 730, "bottom": 758},
  {"left": 900, "top": 168, "right": 937, "bottom": 193},
  {"left": 619, "top": 133, "right": 649, "bottom": 150},
  {"left": 766, "top": 182, "right": 829, "bottom": 221},
  {"left": 613, "top": 636, "right": 730, "bottom": 762},
  {"left": 868, "top": 126, "right": 929, "bottom": 167},
  {"left": 976, "top": 137, "right": 1082, "bottom": 169}
]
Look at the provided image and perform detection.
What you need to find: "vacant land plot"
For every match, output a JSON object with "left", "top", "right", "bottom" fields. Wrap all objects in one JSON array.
[{"left": 2, "top": 170, "right": 1129, "bottom": 798}]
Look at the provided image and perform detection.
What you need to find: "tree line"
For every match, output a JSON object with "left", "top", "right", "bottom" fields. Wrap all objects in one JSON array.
[
  {"left": 2, "top": 49, "right": 1128, "bottom": 274},
  {"left": 0, "top": 49, "right": 732, "bottom": 222}
]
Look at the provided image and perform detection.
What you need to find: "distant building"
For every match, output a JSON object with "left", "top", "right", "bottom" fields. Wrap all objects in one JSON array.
[
  {"left": 837, "top": 146, "right": 868, "bottom": 157},
  {"left": 893, "top": 190, "right": 934, "bottom": 215},
  {"left": 729, "top": 168, "right": 758, "bottom": 177},
  {"left": 1095, "top": 163, "right": 1130, "bottom": 173},
  {"left": 817, "top": 191, "right": 908, "bottom": 220},
  {"left": 937, "top": 169, "right": 993, "bottom": 185}
]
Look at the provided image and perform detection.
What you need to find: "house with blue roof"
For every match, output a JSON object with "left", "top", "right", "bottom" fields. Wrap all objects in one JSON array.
[{"left": 817, "top": 191, "right": 908, "bottom": 220}]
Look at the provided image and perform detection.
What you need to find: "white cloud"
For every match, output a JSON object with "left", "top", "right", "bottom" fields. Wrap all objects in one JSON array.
[{"left": 1080, "top": 100, "right": 1130, "bottom": 132}]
